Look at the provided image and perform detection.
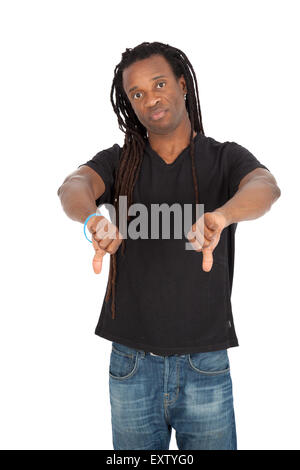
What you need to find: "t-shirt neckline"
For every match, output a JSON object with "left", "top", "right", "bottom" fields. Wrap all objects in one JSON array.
[{"left": 145, "top": 132, "right": 203, "bottom": 167}]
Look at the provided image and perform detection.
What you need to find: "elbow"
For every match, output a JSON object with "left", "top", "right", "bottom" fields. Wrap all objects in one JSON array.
[
  {"left": 274, "top": 185, "right": 281, "bottom": 200},
  {"left": 57, "top": 182, "right": 67, "bottom": 197},
  {"left": 57, "top": 177, "right": 70, "bottom": 197},
  {"left": 57, "top": 184, "right": 65, "bottom": 197},
  {"left": 269, "top": 185, "right": 281, "bottom": 208}
]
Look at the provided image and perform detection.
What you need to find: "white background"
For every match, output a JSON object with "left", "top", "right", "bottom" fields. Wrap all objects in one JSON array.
[{"left": 0, "top": 0, "right": 298, "bottom": 450}]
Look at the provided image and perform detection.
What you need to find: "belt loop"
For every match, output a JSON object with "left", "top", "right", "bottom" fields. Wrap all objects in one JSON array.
[{"left": 138, "top": 350, "right": 145, "bottom": 359}]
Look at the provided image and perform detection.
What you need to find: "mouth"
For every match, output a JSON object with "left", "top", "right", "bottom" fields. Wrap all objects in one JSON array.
[{"left": 150, "top": 108, "right": 168, "bottom": 121}]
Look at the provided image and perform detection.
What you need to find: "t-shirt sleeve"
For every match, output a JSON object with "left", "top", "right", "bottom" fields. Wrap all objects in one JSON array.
[
  {"left": 77, "top": 143, "right": 121, "bottom": 207},
  {"left": 225, "top": 141, "right": 270, "bottom": 198}
]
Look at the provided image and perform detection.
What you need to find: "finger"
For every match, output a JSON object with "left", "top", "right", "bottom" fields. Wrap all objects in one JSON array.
[
  {"left": 195, "top": 236, "right": 217, "bottom": 250},
  {"left": 189, "top": 237, "right": 203, "bottom": 252},
  {"left": 93, "top": 218, "right": 109, "bottom": 241},
  {"left": 100, "top": 226, "right": 122, "bottom": 251},
  {"left": 187, "top": 224, "right": 197, "bottom": 242},
  {"left": 95, "top": 222, "right": 118, "bottom": 247},
  {"left": 187, "top": 217, "right": 214, "bottom": 248},
  {"left": 202, "top": 248, "right": 214, "bottom": 272},
  {"left": 202, "top": 227, "right": 218, "bottom": 248},
  {"left": 105, "top": 235, "right": 123, "bottom": 254},
  {"left": 187, "top": 224, "right": 204, "bottom": 247},
  {"left": 204, "top": 226, "right": 216, "bottom": 241},
  {"left": 187, "top": 231, "right": 205, "bottom": 250},
  {"left": 98, "top": 233, "right": 114, "bottom": 250},
  {"left": 194, "top": 216, "right": 207, "bottom": 247},
  {"left": 94, "top": 218, "right": 118, "bottom": 243},
  {"left": 194, "top": 224, "right": 205, "bottom": 247},
  {"left": 194, "top": 222, "right": 213, "bottom": 248}
]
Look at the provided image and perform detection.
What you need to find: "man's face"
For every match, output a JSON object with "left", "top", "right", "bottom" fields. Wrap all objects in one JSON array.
[{"left": 122, "top": 54, "right": 187, "bottom": 134}]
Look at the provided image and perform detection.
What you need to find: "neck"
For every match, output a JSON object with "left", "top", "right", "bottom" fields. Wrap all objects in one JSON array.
[{"left": 147, "top": 119, "right": 197, "bottom": 159}]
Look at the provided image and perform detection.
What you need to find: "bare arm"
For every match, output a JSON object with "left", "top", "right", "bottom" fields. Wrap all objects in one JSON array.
[
  {"left": 57, "top": 165, "right": 123, "bottom": 274},
  {"left": 57, "top": 165, "right": 106, "bottom": 224},
  {"left": 187, "top": 168, "right": 281, "bottom": 272},
  {"left": 215, "top": 168, "right": 281, "bottom": 228}
]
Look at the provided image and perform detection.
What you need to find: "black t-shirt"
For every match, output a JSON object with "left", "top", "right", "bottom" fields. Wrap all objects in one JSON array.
[{"left": 78, "top": 133, "right": 269, "bottom": 355}]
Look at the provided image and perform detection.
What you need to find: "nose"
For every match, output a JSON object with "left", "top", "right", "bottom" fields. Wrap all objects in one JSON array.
[{"left": 145, "top": 95, "right": 161, "bottom": 108}]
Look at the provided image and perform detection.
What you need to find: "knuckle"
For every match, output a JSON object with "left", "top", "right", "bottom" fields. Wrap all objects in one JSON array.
[{"left": 106, "top": 243, "right": 115, "bottom": 254}]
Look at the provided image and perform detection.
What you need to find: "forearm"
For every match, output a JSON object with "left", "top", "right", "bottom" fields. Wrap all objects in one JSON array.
[
  {"left": 57, "top": 177, "right": 99, "bottom": 224},
  {"left": 216, "top": 177, "right": 281, "bottom": 228}
]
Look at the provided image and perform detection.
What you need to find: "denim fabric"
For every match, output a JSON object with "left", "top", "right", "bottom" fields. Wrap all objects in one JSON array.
[{"left": 108, "top": 341, "right": 237, "bottom": 450}]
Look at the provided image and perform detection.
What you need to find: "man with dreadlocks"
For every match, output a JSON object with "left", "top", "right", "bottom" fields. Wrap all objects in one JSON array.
[{"left": 57, "top": 42, "right": 281, "bottom": 450}]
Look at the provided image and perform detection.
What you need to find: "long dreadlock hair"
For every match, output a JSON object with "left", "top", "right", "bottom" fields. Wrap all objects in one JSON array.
[{"left": 105, "top": 41, "right": 205, "bottom": 319}]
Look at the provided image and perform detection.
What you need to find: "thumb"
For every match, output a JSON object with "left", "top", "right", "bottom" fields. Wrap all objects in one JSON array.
[
  {"left": 202, "top": 248, "right": 214, "bottom": 272},
  {"left": 92, "top": 236, "right": 106, "bottom": 274},
  {"left": 92, "top": 248, "right": 106, "bottom": 274}
]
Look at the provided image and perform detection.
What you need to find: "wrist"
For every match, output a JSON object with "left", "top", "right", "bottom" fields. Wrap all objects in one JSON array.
[
  {"left": 85, "top": 211, "right": 104, "bottom": 233},
  {"left": 213, "top": 207, "right": 232, "bottom": 229}
]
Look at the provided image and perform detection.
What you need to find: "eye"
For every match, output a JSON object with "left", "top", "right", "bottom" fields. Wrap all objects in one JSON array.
[
  {"left": 133, "top": 91, "right": 142, "bottom": 100},
  {"left": 133, "top": 81, "right": 166, "bottom": 100}
]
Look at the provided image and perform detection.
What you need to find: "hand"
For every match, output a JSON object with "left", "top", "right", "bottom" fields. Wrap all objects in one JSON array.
[
  {"left": 187, "top": 211, "right": 227, "bottom": 272},
  {"left": 87, "top": 215, "right": 123, "bottom": 274}
]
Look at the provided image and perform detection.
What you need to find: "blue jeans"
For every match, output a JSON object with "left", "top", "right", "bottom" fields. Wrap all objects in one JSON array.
[{"left": 109, "top": 341, "right": 237, "bottom": 450}]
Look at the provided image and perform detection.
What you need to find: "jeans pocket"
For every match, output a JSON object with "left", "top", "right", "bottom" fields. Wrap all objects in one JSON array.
[
  {"left": 109, "top": 343, "right": 139, "bottom": 380},
  {"left": 188, "top": 349, "right": 230, "bottom": 376}
]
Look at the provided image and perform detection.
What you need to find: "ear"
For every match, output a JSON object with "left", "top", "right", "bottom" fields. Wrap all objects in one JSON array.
[{"left": 178, "top": 74, "right": 187, "bottom": 94}]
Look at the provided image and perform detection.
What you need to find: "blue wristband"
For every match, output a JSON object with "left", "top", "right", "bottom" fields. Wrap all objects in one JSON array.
[{"left": 83, "top": 212, "right": 102, "bottom": 243}]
